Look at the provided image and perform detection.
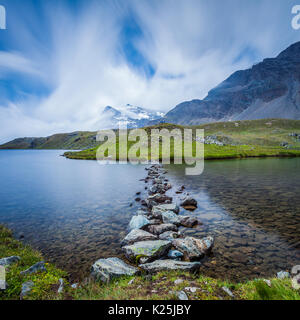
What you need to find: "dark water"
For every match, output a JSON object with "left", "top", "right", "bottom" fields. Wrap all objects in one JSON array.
[{"left": 0, "top": 150, "right": 299, "bottom": 281}]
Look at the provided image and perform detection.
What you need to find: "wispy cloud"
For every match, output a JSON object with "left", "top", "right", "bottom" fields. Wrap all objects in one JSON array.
[{"left": 0, "top": 0, "right": 299, "bottom": 143}]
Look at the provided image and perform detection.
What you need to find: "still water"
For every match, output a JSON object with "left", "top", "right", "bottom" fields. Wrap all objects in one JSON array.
[{"left": 0, "top": 150, "right": 299, "bottom": 281}]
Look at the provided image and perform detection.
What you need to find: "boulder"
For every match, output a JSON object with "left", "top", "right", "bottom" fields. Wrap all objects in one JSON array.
[
  {"left": 152, "top": 203, "right": 180, "bottom": 216},
  {"left": 91, "top": 257, "right": 138, "bottom": 283},
  {"left": 20, "top": 262, "right": 46, "bottom": 275},
  {"left": 121, "top": 229, "right": 158, "bottom": 245},
  {"left": 161, "top": 211, "right": 181, "bottom": 225},
  {"left": 129, "top": 215, "right": 150, "bottom": 231},
  {"left": 168, "top": 250, "right": 184, "bottom": 259},
  {"left": 180, "top": 197, "right": 198, "bottom": 211},
  {"left": 172, "top": 236, "right": 214, "bottom": 260},
  {"left": 277, "top": 271, "right": 290, "bottom": 279},
  {"left": 148, "top": 194, "right": 172, "bottom": 204},
  {"left": 0, "top": 256, "right": 20, "bottom": 267},
  {"left": 179, "top": 216, "right": 201, "bottom": 228},
  {"left": 140, "top": 260, "right": 201, "bottom": 273},
  {"left": 159, "top": 231, "right": 181, "bottom": 241},
  {"left": 144, "top": 223, "right": 178, "bottom": 235},
  {"left": 123, "top": 240, "right": 171, "bottom": 263}
]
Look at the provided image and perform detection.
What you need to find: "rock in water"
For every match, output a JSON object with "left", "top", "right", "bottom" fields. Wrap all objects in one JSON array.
[
  {"left": 152, "top": 204, "right": 180, "bottom": 217},
  {"left": 122, "top": 229, "right": 158, "bottom": 245},
  {"left": 172, "top": 236, "right": 214, "bottom": 260},
  {"left": 139, "top": 260, "right": 201, "bottom": 273},
  {"left": 0, "top": 256, "right": 20, "bottom": 267},
  {"left": 159, "top": 231, "right": 180, "bottom": 241},
  {"left": 20, "top": 281, "right": 34, "bottom": 299},
  {"left": 179, "top": 216, "right": 201, "bottom": 228},
  {"left": 123, "top": 240, "right": 171, "bottom": 263},
  {"left": 20, "top": 262, "right": 46, "bottom": 275},
  {"left": 144, "top": 223, "right": 178, "bottom": 235},
  {"left": 161, "top": 211, "right": 181, "bottom": 225},
  {"left": 91, "top": 257, "right": 138, "bottom": 283},
  {"left": 129, "top": 215, "right": 150, "bottom": 231},
  {"left": 180, "top": 197, "right": 198, "bottom": 211}
]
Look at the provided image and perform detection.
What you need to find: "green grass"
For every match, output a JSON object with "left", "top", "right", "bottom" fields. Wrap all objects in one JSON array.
[{"left": 0, "top": 225, "right": 68, "bottom": 300}]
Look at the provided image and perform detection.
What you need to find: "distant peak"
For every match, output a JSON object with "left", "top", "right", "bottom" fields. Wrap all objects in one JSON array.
[{"left": 277, "top": 41, "right": 300, "bottom": 60}]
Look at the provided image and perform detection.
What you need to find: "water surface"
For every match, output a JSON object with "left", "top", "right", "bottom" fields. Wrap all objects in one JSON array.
[{"left": 0, "top": 150, "right": 299, "bottom": 281}]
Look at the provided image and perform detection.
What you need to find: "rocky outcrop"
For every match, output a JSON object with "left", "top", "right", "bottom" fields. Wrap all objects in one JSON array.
[
  {"left": 91, "top": 257, "right": 138, "bottom": 283},
  {"left": 139, "top": 260, "right": 201, "bottom": 273},
  {"left": 172, "top": 236, "right": 214, "bottom": 260},
  {"left": 123, "top": 240, "right": 172, "bottom": 263},
  {"left": 122, "top": 229, "right": 158, "bottom": 245},
  {"left": 0, "top": 256, "right": 20, "bottom": 267}
]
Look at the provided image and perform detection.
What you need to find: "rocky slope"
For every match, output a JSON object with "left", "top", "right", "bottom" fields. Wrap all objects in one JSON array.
[{"left": 163, "top": 42, "right": 300, "bottom": 125}]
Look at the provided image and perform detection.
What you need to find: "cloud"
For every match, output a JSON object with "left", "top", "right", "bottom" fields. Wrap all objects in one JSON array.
[{"left": 0, "top": 0, "right": 299, "bottom": 143}]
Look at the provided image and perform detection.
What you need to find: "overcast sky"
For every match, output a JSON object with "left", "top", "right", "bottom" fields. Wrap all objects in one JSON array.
[{"left": 0, "top": 0, "right": 300, "bottom": 142}]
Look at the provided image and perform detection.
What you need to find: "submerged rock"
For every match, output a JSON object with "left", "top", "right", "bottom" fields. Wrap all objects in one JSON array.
[
  {"left": 172, "top": 236, "right": 214, "bottom": 260},
  {"left": 144, "top": 223, "right": 178, "bottom": 236},
  {"left": 148, "top": 194, "right": 172, "bottom": 204},
  {"left": 20, "top": 262, "right": 46, "bottom": 275},
  {"left": 0, "top": 256, "right": 20, "bottom": 267},
  {"left": 122, "top": 229, "right": 158, "bottom": 245},
  {"left": 139, "top": 260, "right": 201, "bottom": 273},
  {"left": 20, "top": 281, "right": 34, "bottom": 299},
  {"left": 129, "top": 215, "right": 150, "bottom": 231},
  {"left": 91, "top": 257, "right": 138, "bottom": 283},
  {"left": 123, "top": 240, "right": 171, "bottom": 263}
]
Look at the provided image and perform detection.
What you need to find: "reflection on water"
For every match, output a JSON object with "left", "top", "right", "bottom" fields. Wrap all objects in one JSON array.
[{"left": 0, "top": 151, "right": 299, "bottom": 281}]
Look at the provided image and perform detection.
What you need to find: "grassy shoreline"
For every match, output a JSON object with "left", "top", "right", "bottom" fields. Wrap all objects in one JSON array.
[{"left": 1, "top": 224, "right": 299, "bottom": 300}]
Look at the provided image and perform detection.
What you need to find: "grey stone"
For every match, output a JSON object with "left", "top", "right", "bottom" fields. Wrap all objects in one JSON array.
[
  {"left": 185, "top": 287, "right": 197, "bottom": 293},
  {"left": 180, "top": 197, "right": 198, "bottom": 209},
  {"left": 152, "top": 204, "right": 180, "bottom": 216},
  {"left": 123, "top": 240, "right": 171, "bottom": 263},
  {"left": 222, "top": 286, "right": 235, "bottom": 298},
  {"left": 129, "top": 215, "right": 150, "bottom": 231},
  {"left": 159, "top": 231, "right": 180, "bottom": 241},
  {"left": 122, "top": 229, "right": 158, "bottom": 245},
  {"left": 172, "top": 236, "right": 214, "bottom": 260},
  {"left": 20, "top": 262, "right": 46, "bottom": 275},
  {"left": 20, "top": 281, "right": 34, "bottom": 299},
  {"left": 0, "top": 256, "right": 20, "bottom": 267},
  {"left": 144, "top": 223, "right": 178, "bottom": 235},
  {"left": 179, "top": 216, "right": 201, "bottom": 228},
  {"left": 71, "top": 283, "right": 78, "bottom": 289},
  {"left": 277, "top": 271, "right": 290, "bottom": 279},
  {"left": 174, "top": 279, "right": 184, "bottom": 285},
  {"left": 91, "top": 257, "right": 138, "bottom": 283},
  {"left": 177, "top": 291, "right": 189, "bottom": 300},
  {"left": 58, "top": 278, "right": 64, "bottom": 294},
  {"left": 161, "top": 211, "right": 181, "bottom": 225},
  {"left": 139, "top": 260, "right": 201, "bottom": 273}
]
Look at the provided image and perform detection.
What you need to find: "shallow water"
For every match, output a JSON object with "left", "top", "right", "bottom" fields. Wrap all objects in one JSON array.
[{"left": 0, "top": 150, "right": 299, "bottom": 281}]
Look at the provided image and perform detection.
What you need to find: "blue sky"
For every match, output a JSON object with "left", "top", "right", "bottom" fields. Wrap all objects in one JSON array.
[{"left": 0, "top": 0, "right": 300, "bottom": 142}]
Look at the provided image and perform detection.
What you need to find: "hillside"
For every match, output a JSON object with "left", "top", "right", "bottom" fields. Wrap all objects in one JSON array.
[
  {"left": 163, "top": 42, "right": 300, "bottom": 125},
  {"left": 63, "top": 119, "right": 300, "bottom": 160}
]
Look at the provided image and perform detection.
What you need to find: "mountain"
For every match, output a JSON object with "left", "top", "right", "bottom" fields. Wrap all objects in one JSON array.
[
  {"left": 163, "top": 42, "right": 300, "bottom": 125},
  {"left": 98, "top": 104, "right": 164, "bottom": 129}
]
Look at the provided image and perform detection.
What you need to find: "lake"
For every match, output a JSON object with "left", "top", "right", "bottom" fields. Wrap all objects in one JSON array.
[{"left": 0, "top": 150, "right": 299, "bottom": 281}]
